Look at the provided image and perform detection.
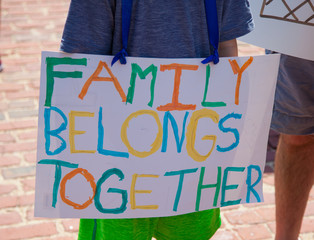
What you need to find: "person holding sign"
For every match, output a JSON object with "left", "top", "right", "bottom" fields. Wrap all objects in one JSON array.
[
  {"left": 60, "top": 0, "right": 254, "bottom": 239},
  {"left": 271, "top": 54, "right": 314, "bottom": 240}
]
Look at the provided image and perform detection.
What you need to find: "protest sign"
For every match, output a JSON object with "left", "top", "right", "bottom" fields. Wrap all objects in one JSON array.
[
  {"left": 240, "top": 0, "right": 314, "bottom": 60},
  {"left": 35, "top": 52, "right": 280, "bottom": 218}
]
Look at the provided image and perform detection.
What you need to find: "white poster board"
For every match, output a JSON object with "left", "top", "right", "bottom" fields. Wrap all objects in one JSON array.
[
  {"left": 35, "top": 52, "right": 280, "bottom": 218},
  {"left": 240, "top": 0, "right": 314, "bottom": 60}
]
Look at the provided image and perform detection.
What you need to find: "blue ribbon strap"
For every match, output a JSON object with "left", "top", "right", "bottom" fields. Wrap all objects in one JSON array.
[
  {"left": 111, "top": 48, "right": 128, "bottom": 66},
  {"left": 202, "top": 0, "right": 220, "bottom": 64},
  {"left": 111, "top": 0, "right": 133, "bottom": 66},
  {"left": 201, "top": 48, "right": 219, "bottom": 64},
  {"left": 113, "top": 0, "right": 219, "bottom": 66}
]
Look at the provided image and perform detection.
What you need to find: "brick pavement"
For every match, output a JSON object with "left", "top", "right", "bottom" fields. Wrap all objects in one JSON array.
[{"left": 0, "top": 0, "right": 313, "bottom": 239}]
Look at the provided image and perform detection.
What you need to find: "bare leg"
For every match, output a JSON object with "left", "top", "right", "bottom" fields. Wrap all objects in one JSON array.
[{"left": 275, "top": 134, "right": 314, "bottom": 240}]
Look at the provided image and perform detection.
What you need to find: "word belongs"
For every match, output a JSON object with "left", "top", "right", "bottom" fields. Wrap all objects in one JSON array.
[{"left": 45, "top": 106, "right": 242, "bottom": 162}]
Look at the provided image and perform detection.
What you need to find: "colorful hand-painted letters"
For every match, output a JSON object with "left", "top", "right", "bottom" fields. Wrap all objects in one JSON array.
[{"left": 35, "top": 52, "right": 280, "bottom": 219}]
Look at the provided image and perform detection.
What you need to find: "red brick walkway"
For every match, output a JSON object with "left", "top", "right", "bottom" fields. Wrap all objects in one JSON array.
[{"left": 0, "top": 0, "right": 313, "bottom": 239}]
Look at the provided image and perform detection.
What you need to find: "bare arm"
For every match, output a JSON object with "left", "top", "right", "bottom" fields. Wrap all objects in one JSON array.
[{"left": 218, "top": 39, "right": 238, "bottom": 57}]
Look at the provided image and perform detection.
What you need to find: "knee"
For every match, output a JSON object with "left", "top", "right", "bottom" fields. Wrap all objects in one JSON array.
[{"left": 280, "top": 134, "right": 314, "bottom": 147}]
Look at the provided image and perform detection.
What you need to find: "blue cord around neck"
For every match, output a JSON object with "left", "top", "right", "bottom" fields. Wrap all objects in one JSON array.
[
  {"left": 111, "top": 0, "right": 133, "bottom": 66},
  {"left": 111, "top": 0, "right": 220, "bottom": 66},
  {"left": 202, "top": 0, "right": 220, "bottom": 64}
]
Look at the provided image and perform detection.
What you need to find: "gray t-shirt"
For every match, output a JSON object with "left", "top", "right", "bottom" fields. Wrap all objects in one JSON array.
[{"left": 60, "top": 0, "right": 254, "bottom": 58}]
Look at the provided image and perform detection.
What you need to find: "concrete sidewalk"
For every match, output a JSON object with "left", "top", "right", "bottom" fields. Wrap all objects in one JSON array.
[{"left": 0, "top": 0, "right": 313, "bottom": 239}]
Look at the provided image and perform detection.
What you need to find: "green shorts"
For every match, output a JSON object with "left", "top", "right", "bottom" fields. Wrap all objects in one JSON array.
[{"left": 78, "top": 209, "right": 221, "bottom": 240}]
